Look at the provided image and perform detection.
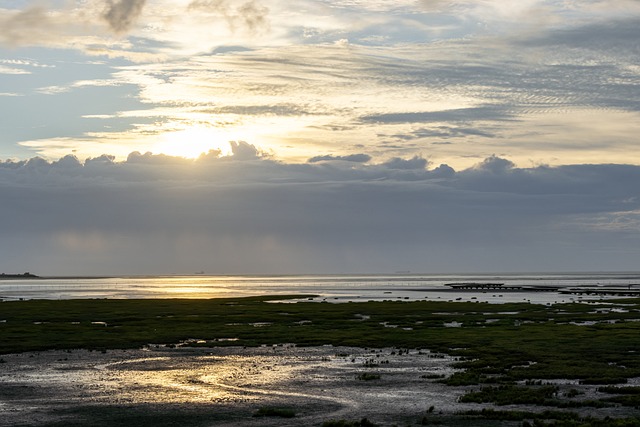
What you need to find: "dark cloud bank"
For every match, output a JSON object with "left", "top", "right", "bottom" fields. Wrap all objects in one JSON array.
[{"left": 1, "top": 144, "right": 639, "bottom": 275}]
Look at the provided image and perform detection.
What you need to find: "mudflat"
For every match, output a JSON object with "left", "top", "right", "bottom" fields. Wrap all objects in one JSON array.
[{"left": 0, "top": 345, "right": 465, "bottom": 426}]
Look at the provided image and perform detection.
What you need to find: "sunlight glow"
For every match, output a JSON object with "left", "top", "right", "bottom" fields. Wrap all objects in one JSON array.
[{"left": 153, "top": 125, "right": 237, "bottom": 158}]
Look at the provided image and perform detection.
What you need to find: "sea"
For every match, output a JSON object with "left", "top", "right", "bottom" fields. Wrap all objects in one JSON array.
[{"left": 1, "top": 272, "right": 640, "bottom": 305}]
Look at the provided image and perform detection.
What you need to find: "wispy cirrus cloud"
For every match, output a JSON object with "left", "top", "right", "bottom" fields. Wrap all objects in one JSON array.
[
  {"left": 1, "top": 1, "right": 640, "bottom": 168},
  {"left": 0, "top": 65, "right": 30, "bottom": 75}
]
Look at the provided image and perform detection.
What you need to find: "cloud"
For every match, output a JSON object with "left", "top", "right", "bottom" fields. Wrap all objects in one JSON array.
[
  {"left": 0, "top": 4, "right": 146, "bottom": 58},
  {"left": 187, "top": 0, "right": 270, "bottom": 34},
  {"left": 417, "top": 0, "right": 459, "bottom": 13},
  {"left": 121, "top": 142, "right": 265, "bottom": 165},
  {"left": 52, "top": 155, "right": 83, "bottom": 169},
  {"left": 308, "top": 154, "right": 372, "bottom": 163},
  {"left": 228, "top": 141, "right": 266, "bottom": 160},
  {"left": 103, "top": 0, "right": 147, "bottom": 34},
  {"left": 382, "top": 156, "right": 428, "bottom": 170},
  {"left": 392, "top": 126, "right": 496, "bottom": 141},
  {"left": 126, "top": 151, "right": 191, "bottom": 165},
  {"left": 238, "top": 1, "right": 270, "bottom": 33},
  {"left": 519, "top": 18, "right": 640, "bottom": 54},
  {"left": 3, "top": 0, "right": 640, "bottom": 171},
  {"left": 473, "top": 155, "right": 515, "bottom": 173},
  {"left": 361, "top": 107, "right": 515, "bottom": 124},
  {"left": 0, "top": 7, "right": 53, "bottom": 47},
  {"left": 85, "top": 154, "right": 116, "bottom": 166},
  {"left": 1, "top": 153, "right": 639, "bottom": 274},
  {"left": 0, "top": 65, "right": 30, "bottom": 75}
]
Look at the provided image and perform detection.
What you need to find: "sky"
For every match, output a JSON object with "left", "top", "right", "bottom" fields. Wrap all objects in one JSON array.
[{"left": 0, "top": 0, "right": 639, "bottom": 275}]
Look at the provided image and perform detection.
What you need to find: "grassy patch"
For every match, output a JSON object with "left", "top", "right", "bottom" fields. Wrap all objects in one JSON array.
[
  {"left": 462, "top": 409, "right": 640, "bottom": 426},
  {"left": 460, "top": 385, "right": 559, "bottom": 406}
]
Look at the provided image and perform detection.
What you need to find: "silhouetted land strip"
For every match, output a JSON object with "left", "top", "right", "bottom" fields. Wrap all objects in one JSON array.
[
  {"left": 0, "top": 272, "right": 39, "bottom": 279},
  {"left": 560, "top": 286, "right": 640, "bottom": 297},
  {"left": 1, "top": 296, "right": 640, "bottom": 426}
]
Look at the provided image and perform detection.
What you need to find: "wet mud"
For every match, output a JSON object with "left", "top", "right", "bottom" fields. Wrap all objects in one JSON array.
[{"left": 0, "top": 345, "right": 466, "bottom": 426}]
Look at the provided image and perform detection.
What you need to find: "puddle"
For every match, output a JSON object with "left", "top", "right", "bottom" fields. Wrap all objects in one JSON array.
[{"left": 443, "top": 321, "right": 462, "bottom": 328}]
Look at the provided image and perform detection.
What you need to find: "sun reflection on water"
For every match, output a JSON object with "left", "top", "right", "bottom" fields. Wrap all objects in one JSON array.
[{"left": 100, "top": 355, "right": 244, "bottom": 403}]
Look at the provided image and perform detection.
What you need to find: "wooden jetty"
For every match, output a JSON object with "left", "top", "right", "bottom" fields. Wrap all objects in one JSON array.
[
  {"left": 446, "top": 283, "right": 554, "bottom": 292},
  {"left": 446, "top": 282, "right": 506, "bottom": 290}
]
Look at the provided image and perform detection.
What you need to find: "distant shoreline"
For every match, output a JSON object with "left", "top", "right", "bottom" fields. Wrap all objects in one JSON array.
[
  {"left": 2, "top": 272, "right": 640, "bottom": 304},
  {"left": 3, "top": 271, "right": 640, "bottom": 280},
  {"left": 0, "top": 273, "right": 39, "bottom": 280}
]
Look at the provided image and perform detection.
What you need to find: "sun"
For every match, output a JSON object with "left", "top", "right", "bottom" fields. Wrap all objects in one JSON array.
[{"left": 153, "top": 126, "right": 236, "bottom": 158}]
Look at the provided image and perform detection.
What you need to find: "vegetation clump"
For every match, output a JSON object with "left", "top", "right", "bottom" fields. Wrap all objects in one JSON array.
[
  {"left": 462, "top": 409, "right": 640, "bottom": 426},
  {"left": 356, "top": 372, "right": 381, "bottom": 381},
  {"left": 595, "top": 386, "right": 640, "bottom": 407},
  {"left": 598, "top": 386, "right": 640, "bottom": 394},
  {"left": 460, "top": 385, "right": 559, "bottom": 406},
  {"left": 252, "top": 406, "right": 296, "bottom": 418},
  {"left": 421, "top": 373, "right": 445, "bottom": 379},
  {"left": 322, "top": 418, "right": 377, "bottom": 427}
]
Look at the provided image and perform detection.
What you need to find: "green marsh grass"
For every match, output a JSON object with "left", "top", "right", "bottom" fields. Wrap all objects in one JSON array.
[{"left": 2, "top": 295, "right": 640, "bottom": 417}]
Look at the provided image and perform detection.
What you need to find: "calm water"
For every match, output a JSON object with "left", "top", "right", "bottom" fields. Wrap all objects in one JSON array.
[{"left": 1, "top": 273, "right": 640, "bottom": 304}]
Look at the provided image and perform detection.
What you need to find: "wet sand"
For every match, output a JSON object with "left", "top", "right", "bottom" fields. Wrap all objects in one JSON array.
[{"left": 0, "top": 345, "right": 468, "bottom": 426}]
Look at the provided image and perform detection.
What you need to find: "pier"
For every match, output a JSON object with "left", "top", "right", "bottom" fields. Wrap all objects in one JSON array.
[
  {"left": 446, "top": 282, "right": 507, "bottom": 290},
  {"left": 446, "top": 283, "right": 554, "bottom": 292}
]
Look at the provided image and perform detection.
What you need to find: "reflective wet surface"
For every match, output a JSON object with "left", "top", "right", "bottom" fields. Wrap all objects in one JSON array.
[
  {"left": 0, "top": 346, "right": 465, "bottom": 426},
  {"left": 2, "top": 272, "right": 639, "bottom": 304}
]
